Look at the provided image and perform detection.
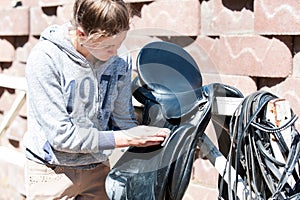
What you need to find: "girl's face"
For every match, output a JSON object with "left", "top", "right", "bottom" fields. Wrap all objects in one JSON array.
[{"left": 81, "top": 31, "right": 127, "bottom": 61}]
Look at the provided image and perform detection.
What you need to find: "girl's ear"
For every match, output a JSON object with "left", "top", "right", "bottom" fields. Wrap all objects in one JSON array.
[{"left": 76, "top": 27, "right": 86, "bottom": 38}]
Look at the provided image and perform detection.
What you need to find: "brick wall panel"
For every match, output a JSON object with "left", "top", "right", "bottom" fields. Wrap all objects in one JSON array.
[
  {"left": 125, "top": 0, "right": 154, "bottom": 2},
  {"left": 186, "top": 36, "right": 219, "bottom": 74},
  {"left": 255, "top": 0, "right": 300, "bottom": 35},
  {"left": 202, "top": 73, "right": 257, "bottom": 96},
  {"left": 0, "top": 90, "right": 16, "bottom": 113},
  {"left": 293, "top": 54, "right": 300, "bottom": 78},
  {"left": 54, "top": 3, "right": 74, "bottom": 25},
  {"left": 0, "top": 37, "right": 15, "bottom": 62},
  {"left": 37, "top": 0, "right": 71, "bottom": 7},
  {"left": 5, "top": 115, "right": 27, "bottom": 142},
  {"left": 206, "top": 36, "right": 291, "bottom": 77},
  {"left": 293, "top": 36, "right": 300, "bottom": 78},
  {"left": 15, "top": 36, "right": 39, "bottom": 63},
  {"left": 22, "top": 0, "right": 73, "bottom": 7},
  {"left": 190, "top": 36, "right": 292, "bottom": 77},
  {"left": 201, "top": 0, "right": 254, "bottom": 35},
  {"left": 20, "top": 0, "right": 39, "bottom": 7},
  {"left": 30, "top": 6, "right": 57, "bottom": 35},
  {"left": 0, "top": 7, "right": 29, "bottom": 36},
  {"left": 2, "top": 62, "right": 26, "bottom": 77},
  {"left": 130, "top": 0, "right": 200, "bottom": 36},
  {"left": 0, "top": 0, "right": 13, "bottom": 7}
]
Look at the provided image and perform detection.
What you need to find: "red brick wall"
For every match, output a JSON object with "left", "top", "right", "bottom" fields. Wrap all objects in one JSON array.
[{"left": 0, "top": 0, "right": 299, "bottom": 199}]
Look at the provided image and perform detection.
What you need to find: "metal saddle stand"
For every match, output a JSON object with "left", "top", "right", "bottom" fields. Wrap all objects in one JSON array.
[{"left": 105, "top": 41, "right": 300, "bottom": 200}]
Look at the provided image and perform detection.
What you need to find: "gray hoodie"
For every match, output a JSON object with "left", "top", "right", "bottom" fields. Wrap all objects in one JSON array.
[{"left": 23, "top": 23, "right": 137, "bottom": 168}]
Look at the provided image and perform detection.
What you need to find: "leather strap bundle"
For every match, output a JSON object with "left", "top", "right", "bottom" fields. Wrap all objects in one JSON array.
[{"left": 220, "top": 91, "right": 300, "bottom": 200}]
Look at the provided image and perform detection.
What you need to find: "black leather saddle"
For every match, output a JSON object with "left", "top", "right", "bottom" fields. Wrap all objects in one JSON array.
[{"left": 105, "top": 41, "right": 243, "bottom": 200}]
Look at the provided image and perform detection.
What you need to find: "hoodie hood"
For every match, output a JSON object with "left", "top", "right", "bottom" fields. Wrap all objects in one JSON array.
[{"left": 39, "top": 23, "right": 87, "bottom": 66}]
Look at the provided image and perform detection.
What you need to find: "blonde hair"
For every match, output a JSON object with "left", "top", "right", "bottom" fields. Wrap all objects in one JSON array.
[{"left": 72, "top": 0, "right": 130, "bottom": 38}]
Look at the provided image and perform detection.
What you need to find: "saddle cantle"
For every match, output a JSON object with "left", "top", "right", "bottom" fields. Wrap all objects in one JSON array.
[
  {"left": 105, "top": 41, "right": 243, "bottom": 200},
  {"left": 134, "top": 41, "right": 203, "bottom": 119}
]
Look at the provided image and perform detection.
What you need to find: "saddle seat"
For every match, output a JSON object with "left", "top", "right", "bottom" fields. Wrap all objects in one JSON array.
[{"left": 133, "top": 41, "right": 204, "bottom": 119}]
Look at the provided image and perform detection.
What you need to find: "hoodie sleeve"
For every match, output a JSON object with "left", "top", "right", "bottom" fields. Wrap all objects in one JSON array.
[
  {"left": 26, "top": 43, "right": 115, "bottom": 154},
  {"left": 110, "top": 55, "right": 138, "bottom": 130}
]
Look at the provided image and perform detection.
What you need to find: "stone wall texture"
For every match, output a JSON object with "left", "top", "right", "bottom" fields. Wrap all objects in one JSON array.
[{"left": 0, "top": 0, "right": 300, "bottom": 199}]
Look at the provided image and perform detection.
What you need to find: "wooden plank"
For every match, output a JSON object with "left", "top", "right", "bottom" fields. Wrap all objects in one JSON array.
[
  {"left": 0, "top": 146, "right": 25, "bottom": 167},
  {"left": 0, "top": 91, "right": 26, "bottom": 137},
  {"left": 0, "top": 74, "right": 27, "bottom": 91}
]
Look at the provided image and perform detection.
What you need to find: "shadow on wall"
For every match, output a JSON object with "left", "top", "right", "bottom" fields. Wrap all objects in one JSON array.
[
  {"left": 222, "top": 0, "right": 254, "bottom": 11},
  {"left": 199, "top": 0, "right": 253, "bottom": 11}
]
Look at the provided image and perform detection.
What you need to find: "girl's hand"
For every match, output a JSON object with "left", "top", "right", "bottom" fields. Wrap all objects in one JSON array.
[{"left": 114, "top": 126, "right": 171, "bottom": 148}]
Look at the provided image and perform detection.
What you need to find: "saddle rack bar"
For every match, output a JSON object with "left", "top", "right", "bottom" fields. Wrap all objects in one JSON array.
[
  {"left": 212, "top": 96, "right": 243, "bottom": 116},
  {"left": 198, "top": 133, "right": 255, "bottom": 199}
]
